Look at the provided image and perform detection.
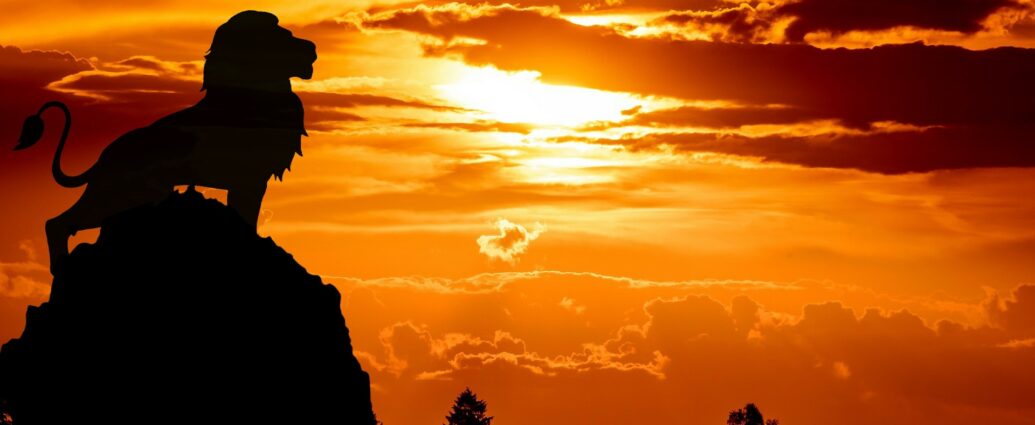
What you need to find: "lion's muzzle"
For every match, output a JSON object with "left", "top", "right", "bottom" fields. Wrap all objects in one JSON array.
[{"left": 294, "top": 38, "right": 317, "bottom": 80}]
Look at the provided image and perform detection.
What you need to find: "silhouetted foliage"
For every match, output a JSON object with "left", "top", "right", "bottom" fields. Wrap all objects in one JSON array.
[
  {"left": 444, "top": 387, "right": 493, "bottom": 425},
  {"left": 728, "top": 403, "right": 779, "bottom": 425}
]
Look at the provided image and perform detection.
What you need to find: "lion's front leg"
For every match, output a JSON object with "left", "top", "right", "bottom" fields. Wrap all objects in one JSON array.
[
  {"left": 45, "top": 218, "right": 71, "bottom": 275},
  {"left": 228, "top": 181, "right": 268, "bottom": 228}
]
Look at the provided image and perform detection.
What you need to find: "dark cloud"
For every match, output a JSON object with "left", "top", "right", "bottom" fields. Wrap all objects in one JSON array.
[
  {"left": 621, "top": 105, "right": 826, "bottom": 129},
  {"left": 661, "top": 4, "right": 777, "bottom": 43},
  {"left": 642, "top": 295, "right": 738, "bottom": 345},
  {"left": 780, "top": 0, "right": 1023, "bottom": 41},
  {"left": 361, "top": 0, "right": 725, "bottom": 14},
  {"left": 660, "top": 0, "right": 1029, "bottom": 42},
  {"left": 369, "top": 7, "right": 1035, "bottom": 126},
  {"left": 568, "top": 126, "right": 1035, "bottom": 174},
  {"left": 404, "top": 121, "right": 535, "bottom": 134},
  {"left": 52, "top": 72, "right": 200, "bottom": 95},
  {"left": 985, "top": 284, "right": 1035, "bottom": 332},
  {"left": 0, "top": 45, "right": 107, "bottom": 174},
  {"left": 304, "top": 109, "right": 366, "bottom": 132},
  {"left": 361, "top": 5, "right": 1035, "bottom": 173},
  {"left": 0, "top": 45, "right": 92, "bottom": 87},
  {"left": 297, "top": 91, "right": 463, "bottom": 112},
  {"left": 295, "top": 92, "right": 469, "bottom": 131},
  {"left": 0, "top": 45, "right": 93, "bottom": 136}
]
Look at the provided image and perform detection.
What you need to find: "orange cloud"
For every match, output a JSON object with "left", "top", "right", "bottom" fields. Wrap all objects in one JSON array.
[
  {"left": 352, "top": 4, "right": 1035, "bottom": 173},
  {"left": 0, "top": 242, "right": 49, "bottom": 299},
  {"left": 342, "top": 272, "right": 1035, "bottom": 424},
  {"left": 984, "top": 284, "right": 1035, "bottom": 332},
  {"left": 476, "top": 219, "right": 545, "bottom": 264},
  {"left": 367, "top": 319, "right": 669, "bottom": 381}
]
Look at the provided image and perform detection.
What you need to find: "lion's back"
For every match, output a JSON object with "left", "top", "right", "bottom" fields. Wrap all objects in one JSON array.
[
  {"left": 92, "top": 126, "right": 200, "bottom": 178},
  {"left": 92, "top": 91, "right": 305, "bottom": 183}
]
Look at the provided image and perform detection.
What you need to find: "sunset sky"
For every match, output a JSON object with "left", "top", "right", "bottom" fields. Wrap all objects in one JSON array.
[{"left": 3, "top": 0, "right": 1035, "bottom": 423}]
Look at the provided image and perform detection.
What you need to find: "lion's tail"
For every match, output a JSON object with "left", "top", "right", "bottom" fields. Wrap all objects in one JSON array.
[{"left": 15, "top": 101, "right": 91, "bottom": 188}]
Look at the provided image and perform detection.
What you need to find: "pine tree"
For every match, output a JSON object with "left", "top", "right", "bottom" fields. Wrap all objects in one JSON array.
[
  {"left": 727, "top": 403, "right": 779, "bottom": 425},
  {"left": 444, "top": 387, "right": 493, "bottom": 425}
]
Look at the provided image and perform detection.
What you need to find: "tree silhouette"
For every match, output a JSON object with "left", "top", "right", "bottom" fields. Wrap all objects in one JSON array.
[
  {"left": 444, "top": 387, "right": 493, "bottom": 425},
  {"left": 727, "top": 403, "right": 779, "bottom": 425}
]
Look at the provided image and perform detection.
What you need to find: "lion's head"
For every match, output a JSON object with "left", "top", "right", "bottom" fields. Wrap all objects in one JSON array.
[{"left": 202, "top": 10, "right": 317, "bottom": 90}]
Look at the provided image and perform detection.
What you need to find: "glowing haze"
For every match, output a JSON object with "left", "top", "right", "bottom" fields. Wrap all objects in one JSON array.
[{"left": 2, "top": 0, "right": 1035, "bottom": 423}]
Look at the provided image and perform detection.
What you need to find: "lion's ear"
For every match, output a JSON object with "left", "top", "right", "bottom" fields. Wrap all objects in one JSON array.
[{"left": 14, "top": 114, "right": 44, "bottom": 151}]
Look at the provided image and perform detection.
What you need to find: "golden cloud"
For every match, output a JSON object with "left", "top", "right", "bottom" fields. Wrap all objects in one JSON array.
[{"left": 476, "top": 219, "right": 545, "bottom": 264}]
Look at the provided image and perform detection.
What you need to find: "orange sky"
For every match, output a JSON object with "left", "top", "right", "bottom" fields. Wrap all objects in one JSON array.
[{"left": 2, "top": 0, "right": 1035, "bottom": 423}]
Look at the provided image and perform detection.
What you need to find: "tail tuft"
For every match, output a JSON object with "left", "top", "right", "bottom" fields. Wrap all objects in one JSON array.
[{"left": 15, "top": 114, "right": 44, "bottom": 151}]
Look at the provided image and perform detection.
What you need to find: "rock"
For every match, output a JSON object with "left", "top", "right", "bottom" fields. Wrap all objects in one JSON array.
[{"left": 0, "top": 190, "right": 376, "bottom": 425}]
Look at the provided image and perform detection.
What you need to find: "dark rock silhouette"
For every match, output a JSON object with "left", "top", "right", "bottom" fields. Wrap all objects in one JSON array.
[
  {"left": 0, "top": 190, "right": 376, "bottom": 425},
  {"left": 14, "top": 10, "right": 316, "bottom": 274}
]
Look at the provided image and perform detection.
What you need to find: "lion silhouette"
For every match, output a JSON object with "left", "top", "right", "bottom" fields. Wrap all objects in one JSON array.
[{"left": 14, "top": 10, "right": 317, "bottom": 274}]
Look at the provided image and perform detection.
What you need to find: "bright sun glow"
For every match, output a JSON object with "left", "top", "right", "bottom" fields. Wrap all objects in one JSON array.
[
  {"left": 436, "top": 67, "right": 642, "bottom": 127},
  {"left": 563, "top": 12, "right": 668, "bottom": 28}
]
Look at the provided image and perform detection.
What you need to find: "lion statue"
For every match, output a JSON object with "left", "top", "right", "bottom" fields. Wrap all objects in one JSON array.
[{"left": 14, "top": 10, "right": 317, "bottom": 274}]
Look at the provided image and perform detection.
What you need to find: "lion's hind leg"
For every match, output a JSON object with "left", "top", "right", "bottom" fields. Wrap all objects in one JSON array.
[
  {"left": 46, "top": 183, "right": 167, "bottom": 275},
  {"left": 45, "top": 215, "right": 75, "bottom": 276}
]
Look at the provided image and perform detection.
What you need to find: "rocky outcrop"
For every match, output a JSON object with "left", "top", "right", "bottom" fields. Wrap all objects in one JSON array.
[{"left": 0, "top": 190, "right": 376, "bottom": 425}]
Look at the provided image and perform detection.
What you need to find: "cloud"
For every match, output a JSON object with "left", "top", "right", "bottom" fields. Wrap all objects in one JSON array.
[
  {"left": 0, "top": 47, "right": 205, "bottom": 169},
  {"left": 0, "top": 44, "right": 92, "bottom": 87},
  {"left": 51, "top": 71, "right": 199, "bottom": 98},
  {"left": 0, "top": 45, "right": 93, "bottom": 155},
  {"left": 364, "top": 4, "right": 1035, "bottom": 126},
  {"left": 294, "top": 84, "right": 471, "bottom": 132},
  {"left": 0, "top": 275, "right": 49, "bottom": 299},
  {"left": 403, "top": 120, "right": 535, "bottom": 134},
  {"left": 559, "top": 296, "right": 586, "bottom": 314},
  {"left": 659, "top": 3, "right": 782, "bottom": 43},
  {"left": 354, "top": 4, "right": 1035, "bottom": 173},
  {"left": 476, "top": 219, "right": 545, "bottom": 264},
  {"left": 984, "top": 284, "right": 1035, "bottom": 332},
  {"left": 613, "top": 103, "right": 828, "bottom": 129},
  {"left": 659, "top": 0, "right": 1032, "bottom": 42},
  {"left": 0, "top": 241, "right": 50, "bottom": 299},
  {"left": 779, "top": 0, "right": 1027, "bottom": 41},
  {"left": 572, "top": 126, "right": 1035, "bottom": 174},
  {"left": 999, "top": 338, "right": 1035, "bottom": 348},
  {"left": 361, "top": 3, "right": 563, "bottom": 39},
  {"left": 296, "top": 91, "right": 463, "bottom": 112},
  {"left": 326, "top": 270, "right": 792, "bottom": 294},
  {"left": 370, "top": 320, "right": 668, "bottom": 380},
  {"left": 351, "top": 276, "right": 1035, "bottom": 424},
  {"left": 584, "top": 295, "right": 1035, "bottom": 410}
]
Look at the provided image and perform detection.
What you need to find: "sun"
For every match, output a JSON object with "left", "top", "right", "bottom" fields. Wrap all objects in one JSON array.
[{"left": 436, "top": 66, "right": 642, "bottom": 127}]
